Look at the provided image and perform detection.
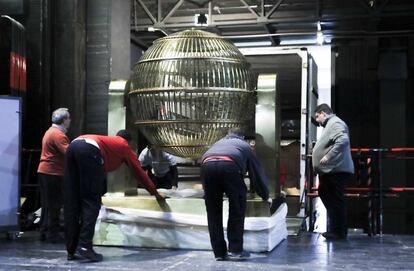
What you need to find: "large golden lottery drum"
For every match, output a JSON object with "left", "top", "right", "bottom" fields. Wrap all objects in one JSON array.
[{"left": 129, "top": 29, "right": 254, "bottom": 159}]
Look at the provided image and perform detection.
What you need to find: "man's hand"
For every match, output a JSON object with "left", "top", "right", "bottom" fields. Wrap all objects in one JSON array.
[
  {"left": 320, "top": 155, "right": 328, "bottom": 164},
  {"left": 155, "top": 192, "right": 167, "bottom": 201},
  {"left": 266, "top": 198, "right": 273, "bottom": 206}
]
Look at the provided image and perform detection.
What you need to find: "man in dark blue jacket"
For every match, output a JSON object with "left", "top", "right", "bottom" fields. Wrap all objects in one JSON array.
[{"left": 201, "top": 128, "right": 271, "bottom": 261}]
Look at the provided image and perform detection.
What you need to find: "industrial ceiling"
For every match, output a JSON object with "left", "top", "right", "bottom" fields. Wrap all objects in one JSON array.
[{"left": 130, "top": 0, "right": 414, "bottom": 49}]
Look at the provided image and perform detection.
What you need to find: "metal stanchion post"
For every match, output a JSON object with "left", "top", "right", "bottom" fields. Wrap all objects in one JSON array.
[
  {"left": 306, "top": 153, "right": 315, "bottom": 232},
  {"left": 366, "top": 155, "right": 373, "bottom": 236},
  {"left": 378, "top": 150, "right": 383, "bottom": 236}
]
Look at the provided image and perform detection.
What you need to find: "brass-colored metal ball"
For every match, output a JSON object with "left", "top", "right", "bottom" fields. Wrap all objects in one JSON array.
[{"left": 129, "top": 29, "right": 254, "bottom": 159}]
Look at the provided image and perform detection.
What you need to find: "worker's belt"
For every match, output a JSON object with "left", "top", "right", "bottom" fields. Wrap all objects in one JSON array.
[
  {"left": 203, "top": 155, "right": 233, "bottom": 163},
  {"left": 73, "top": 138, "right": 100, "bottom": 150}
]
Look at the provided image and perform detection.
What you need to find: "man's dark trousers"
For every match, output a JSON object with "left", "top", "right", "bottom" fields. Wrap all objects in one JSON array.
[
  {"left": 64, "top": 140, "right": 105, "bottom": 255},
  {"left": 201, "top": 160, "right": 247, "bottom": 258},
  {"left": 318, "top": 172, "right": 351, "bottom": 236},
  {"left": 151, "top": 169, "right": 175, "bottom": 189},
  {"left": 39, "top": 173, "right": 63, "bottom": 239}
]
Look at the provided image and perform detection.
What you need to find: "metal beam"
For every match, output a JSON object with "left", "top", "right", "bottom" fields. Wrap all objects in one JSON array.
[
  {"left": 224, "top": 31, "right": 315, "bottom": 39},
  {"left": 208, "top": 1, "right": 213, "bottom": 25},
  {"left": 157, "top": 0, "right": 162, "bottom": 22},
  {"left": 260, "top": 0, "right": 264, "bottom": 17},
  {"left": 355, "top": 0, "right": 374, "bottom": 14},
  {"left": 263, "top": 24, "right": 280, "bottom": 45},
  {"left": 133, "top": 0, "right": 138, "bottom": 31},
  {"left": 266, "top": 0, "right": 284, "bottom": 19},
  {"left": 162, "top": 0, "right": 185, "bottom": 23},
  {"left": 239, "top": 0, "right": 259, "bottom": 18},
  {"left": 316, "top": 0, "right": 320, "bottom": 20},
  {"left": 137, "top": 0, "right": 157, "bottom": 23},
  {"left": 186, "top": 0, "right": 212, "bottom": 8},
  {"left": 133, "top": 8, "right": 414, "bottom": 30},
  {"left": 133, "top": 13, "right": 319, "bottom": 29},
  {"left": 375, "top": 0, "right": 390, "bottom": 15},
  {"left": 131, "top": 0, "right": 414, "bottom": 39},
  {"left": 378, "top": 0, "right": 390, "bottom": 11}
]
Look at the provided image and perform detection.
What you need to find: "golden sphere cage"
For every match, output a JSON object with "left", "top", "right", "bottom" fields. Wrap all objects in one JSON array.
[{"left": 129, "top": 29, "right": 255, "bottom": 159}]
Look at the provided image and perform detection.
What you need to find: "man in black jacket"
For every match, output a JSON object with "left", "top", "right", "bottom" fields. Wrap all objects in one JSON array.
[{"left": 201, "top": 128, "right": 272, "bottom": 261}]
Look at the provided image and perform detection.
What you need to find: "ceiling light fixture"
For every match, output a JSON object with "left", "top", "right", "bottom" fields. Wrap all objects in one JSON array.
[
  {"left": 316, "top": 21, "right": 324, "bottom": 45},
  {"left": 213, "top": 5, "right": 221, "bottom": 14},
  {"left": 147, "top": 26, "right": 168, "bottom": 36},
  {"left": 316, "top": 31, "right": 324, "bottom": 45},
  {"left": 234, "top": 41, "right": 272, "bottom": 47},
  {"left": 279, "top": 38, "right": 316, "bottom": 45}
]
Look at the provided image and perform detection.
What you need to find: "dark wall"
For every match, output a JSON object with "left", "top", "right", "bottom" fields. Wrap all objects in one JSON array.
[
  {"left": 15, "top": 0, "right": 87, "bottom": 216},
  {"left": 86, "top": 0, "right": 111, "bottom": 134},
  {"left": 0, "top": 0, "right": 24, "bottom": 14},
  {"left": 22, "top": 0, "right": 113, "bottom": 140},
  {"left": 22, "top": 0, "right": 86, "bottom": 144},
  {"left": 334, "top": 37, "right": 414, "bottom": 234},
  {"left": 53, "top": 0, "right": 86, "bottom": 139},
  {"left": 334, "top": 40, "right": 380, "bottom": 148},
  {"left": 23, "top": 0, "right": 46, "bottom": 148},
  {"left": 335, "top": 37, "right": 414, "bottom": 149}
]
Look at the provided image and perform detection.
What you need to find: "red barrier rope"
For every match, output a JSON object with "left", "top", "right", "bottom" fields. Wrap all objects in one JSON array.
[{"left": 352, "top": 147, "right": 414, "bottom": 152}]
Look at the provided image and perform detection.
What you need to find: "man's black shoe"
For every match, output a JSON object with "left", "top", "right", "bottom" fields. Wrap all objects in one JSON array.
[
  {"left": 322, "top": 232, "right": 347, "bottom": 240},
  {"left": 67, "top": 252, "right": 83, "bottom": 261},
  {"left": 227, "top": 251, "right": 250, "bottom": 261},
  {"left": 215, "top": 255, "right": 228, "bottom": 261},
  {"left": 77, "top": 247, "right": 103, "bottom": 262}
]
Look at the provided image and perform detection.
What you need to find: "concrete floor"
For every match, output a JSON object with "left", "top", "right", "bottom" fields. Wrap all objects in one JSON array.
[{"left": 1, "top": 231, "right": 414, "bottom": 271}]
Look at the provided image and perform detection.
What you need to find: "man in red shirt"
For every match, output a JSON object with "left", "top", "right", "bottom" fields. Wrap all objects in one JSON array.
[
  {"left": 37, "top": 108, "right": 71, "bottom": 243},
  {"left": 64, "top": 130, "right": 165, "bottom": 262}
]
